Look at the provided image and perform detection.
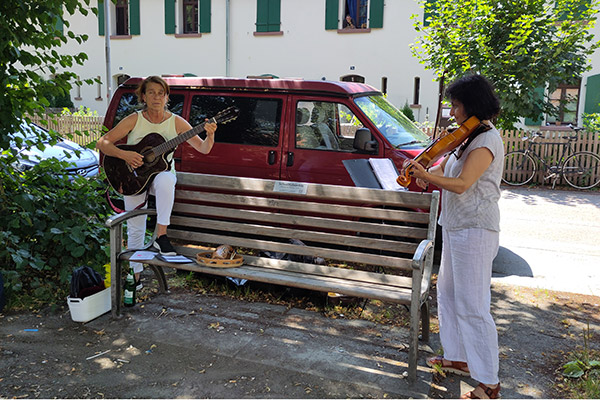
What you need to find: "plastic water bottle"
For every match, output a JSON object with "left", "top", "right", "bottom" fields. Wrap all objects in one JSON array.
[{"left": 123, "top": 269, "right": 136, "bottom": 307}]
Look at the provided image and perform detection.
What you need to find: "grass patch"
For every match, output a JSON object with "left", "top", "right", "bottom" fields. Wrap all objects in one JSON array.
[{"left": 554, "top": 322, "right": 600, "bottom": 398}]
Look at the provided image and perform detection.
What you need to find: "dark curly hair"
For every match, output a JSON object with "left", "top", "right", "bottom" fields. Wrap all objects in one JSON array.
[{"left": 445, "top": 74, "right": 500, "bottom": 121}]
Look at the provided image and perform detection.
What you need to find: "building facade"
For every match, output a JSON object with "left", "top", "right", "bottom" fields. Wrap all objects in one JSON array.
[{"left": 59, "top": 0, "right": 600, "bottom": 128}]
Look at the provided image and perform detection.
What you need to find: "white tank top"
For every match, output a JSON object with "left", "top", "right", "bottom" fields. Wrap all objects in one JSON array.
[{"left": 127, "top": 111, "right": 178, "bottom": 170}]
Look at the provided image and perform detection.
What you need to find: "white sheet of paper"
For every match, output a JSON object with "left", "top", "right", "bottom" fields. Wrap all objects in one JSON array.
[
  {"left": 130, "top": 251, "right": 157, "bottom": 261},
  {"left": 159, "top": 255, "right": 193, "bottom": 263},
  {"left": 368, "top": 158, "right": 407, "bottom": 191}
]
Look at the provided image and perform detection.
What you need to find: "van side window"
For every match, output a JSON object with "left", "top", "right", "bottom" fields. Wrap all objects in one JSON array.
[
  {"left": 113, "top": 93, "right": 185, "bottom": 126},
  {"left": 295, "top": 101, "right": 364, "bottom": 152},
  {"left": 190, "top": 95, "right": 281, "bottom": 146}
]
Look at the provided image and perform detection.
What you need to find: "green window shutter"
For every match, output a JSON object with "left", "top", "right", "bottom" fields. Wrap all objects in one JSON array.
[
  {"left": 325, "top": 0, "right": 339, "bottom": 30},
  {"left": 525, "top": 86, "right": 545, "bottom": 126},
  {"left": 256, "top": 0, "right": 280, "bottom": 32},
  {"left": 268, "top": 0, "right": 280, "bottom": 32},
  {"left": 584, "top": 74, "right": 600, "bottom": 114},
  {"left": 129, "top": 0, "right": 140, "bottom": 35},
  {"left": 164, "top": 0, "right": 175, "bottom": 34},
  {"left": 98, "top": 0, "right": 105, "bottom": 36},
  {"left": 369, "top": 0, "right": 384, "bottom": 28},
  {"left": 256, "top": 0, "right": 268, "bottom": 32},
  {"left": 199, "top": 0, "right": 211, "bottom": 33}
]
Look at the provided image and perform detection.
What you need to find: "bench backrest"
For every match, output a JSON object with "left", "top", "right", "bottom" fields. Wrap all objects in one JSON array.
[{"left": 170, "top": 172, "right": 439, "bottom": 284}]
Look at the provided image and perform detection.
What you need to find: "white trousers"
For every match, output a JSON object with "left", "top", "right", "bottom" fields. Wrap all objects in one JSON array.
[
  {"left": 438, "top": 227, "right": 500, "bottom": 384},
  {"left": 124, "top": 171, "right": 177, "bottom": 273}
]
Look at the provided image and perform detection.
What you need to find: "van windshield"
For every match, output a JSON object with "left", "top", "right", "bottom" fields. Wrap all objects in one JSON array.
[{"left": 355, "top": 95, "right": 430, "bottom": 149}]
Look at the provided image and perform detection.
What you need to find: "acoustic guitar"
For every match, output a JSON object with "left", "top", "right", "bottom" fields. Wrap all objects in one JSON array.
[{"left": 103, "top": 106, "right": 239, "bottom": 196}]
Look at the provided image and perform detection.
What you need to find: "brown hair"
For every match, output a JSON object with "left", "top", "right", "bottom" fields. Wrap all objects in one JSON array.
[{"left": 135, "top": 76, "right": 170, "bottom": 108}]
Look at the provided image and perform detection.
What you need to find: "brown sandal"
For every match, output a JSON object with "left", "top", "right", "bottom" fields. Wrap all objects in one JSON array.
[
  {"left": 426, "top": 355, "right": 470, "bottom": 376},
  {"left": 461, "top": 382, "right": 501, "bottom": 399}
]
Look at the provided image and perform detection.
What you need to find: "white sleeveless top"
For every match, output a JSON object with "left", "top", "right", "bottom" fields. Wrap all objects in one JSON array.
[
  {"left": 438, "top": 125, "right": 504, "bottom": 232},
  {"left": 127, "top": 111, "right": 178, "bottom": 170}
]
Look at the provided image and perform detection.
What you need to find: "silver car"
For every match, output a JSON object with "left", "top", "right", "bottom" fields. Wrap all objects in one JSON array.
[{"left": 10, "top": 121, "right": 99, "bottom": 179}]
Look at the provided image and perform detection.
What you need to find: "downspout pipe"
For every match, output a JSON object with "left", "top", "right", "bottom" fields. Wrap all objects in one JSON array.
[{"left": 104, "top": 0, "right": 112, "bottom": 104}]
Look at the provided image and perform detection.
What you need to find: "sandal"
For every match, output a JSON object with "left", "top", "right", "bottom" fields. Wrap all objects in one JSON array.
[
  {"left": 461, "top": 382, "right": 501, "bottom": 399},
  {"left": 426, "top": 355, "right": 470, "bottom": 376}
]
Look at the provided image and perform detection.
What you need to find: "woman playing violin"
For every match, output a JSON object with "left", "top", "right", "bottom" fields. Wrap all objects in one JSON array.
[{"left": 402, "top": 74, "right": 503, "bottom": 399}]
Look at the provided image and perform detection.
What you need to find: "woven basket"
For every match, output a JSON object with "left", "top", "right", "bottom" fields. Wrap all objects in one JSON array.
[{"left": 196, "top": 251, "right": 243, "bottom": 268}]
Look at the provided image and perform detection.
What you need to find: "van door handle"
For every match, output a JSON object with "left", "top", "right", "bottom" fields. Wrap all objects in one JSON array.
[
  {"left": 268, "top": 150, "right": 276, "bottom": 165},
  {"left": 286, "top": 152, "right": 294, "bottom": 167}
]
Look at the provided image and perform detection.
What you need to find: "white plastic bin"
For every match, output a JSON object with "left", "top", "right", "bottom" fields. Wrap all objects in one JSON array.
[{"left": 67, "top": 287, "right": 111, "bottom": 322}]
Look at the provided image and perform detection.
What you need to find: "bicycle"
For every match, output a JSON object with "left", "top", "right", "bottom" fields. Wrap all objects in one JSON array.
[{"left": 502, "top": 126, "right": 600, "bottom": 189}]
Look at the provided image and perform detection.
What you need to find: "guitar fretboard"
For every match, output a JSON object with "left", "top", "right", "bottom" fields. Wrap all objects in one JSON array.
[{"left": 152, "top": 117, "right": 216, "bottom": 157}]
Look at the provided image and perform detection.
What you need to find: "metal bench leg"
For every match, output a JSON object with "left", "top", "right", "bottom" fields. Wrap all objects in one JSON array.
[
  {"left": 420, "top": 300, "right": 430, "bottom": 342},
  {"left": 149, "top": 265, "right": 169, "bottom": 293}
]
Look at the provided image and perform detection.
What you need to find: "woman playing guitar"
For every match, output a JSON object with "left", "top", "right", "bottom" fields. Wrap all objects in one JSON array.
[
  {"left": 96, "top": 76, "right": 217, "bottom": 287},
  {"left": 401, "top": 74, "right": 503, "bottom": 399}
]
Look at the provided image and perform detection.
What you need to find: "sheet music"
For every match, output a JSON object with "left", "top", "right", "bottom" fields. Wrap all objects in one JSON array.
[{"left": 368, "top": 158, "right": 407, "bottom": 191}]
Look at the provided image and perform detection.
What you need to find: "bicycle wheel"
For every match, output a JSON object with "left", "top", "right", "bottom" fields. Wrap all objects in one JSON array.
[
  {"left": 502, "top": 151, "right": 536, "bottom": 186},
  {"left": 561, "top": 152, "right": 600, "bottom": 189}
]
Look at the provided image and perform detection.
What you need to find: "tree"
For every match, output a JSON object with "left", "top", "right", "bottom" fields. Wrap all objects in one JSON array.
[
  {"left": 0, "top": 0, "right": 95, "bottom": 150},
  {"left": 411, "top": 0, "right": 600, "bottom": 129}
]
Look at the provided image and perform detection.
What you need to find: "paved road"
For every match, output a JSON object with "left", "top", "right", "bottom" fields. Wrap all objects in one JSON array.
[{"left": 492, "top": 186, "right": 600, "bottom": 296}]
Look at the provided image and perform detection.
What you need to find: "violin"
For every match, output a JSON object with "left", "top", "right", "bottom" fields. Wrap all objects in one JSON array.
[{"left": 396, "top": 116, "right": 482, "bottom": 187}]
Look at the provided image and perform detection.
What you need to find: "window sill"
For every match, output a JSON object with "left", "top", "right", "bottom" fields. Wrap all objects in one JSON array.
[
  {"left": 337, "top": 28, "right": 371, "bottom": 34},
  {"left": 175, "top": 33, "right": 202, "bottom": 38},
  {"left": 253, "top": 31, "right": 283, "bottom": 37},
  {"left": 110, "top": 35, "right": 132, "bottom": 40}
]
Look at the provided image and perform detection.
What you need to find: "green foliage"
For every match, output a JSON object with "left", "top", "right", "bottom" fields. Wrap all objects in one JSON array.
[
  {"left": 37, "top": 78, "right": 74, "bottom": 109},
  {"left": 411, "top": 0, "right": 600, "bottom": 129},
  {"left": 0, "top": 153, "right": 111, "bottom": 310},
  {"left": 560, "top": 323, "right": 600, "bottom": 397},
  {"left": 0, "top": 0, "right": 96, "bottom": 150},
  {"left": 61, "top": 105, "right": 99, "bottom": 117},
  {"left": 583, "top": 111, "right": 600, "bottom": 133},
  {"left": 401, "top": 102, "right": 416, "bottom": 122}
]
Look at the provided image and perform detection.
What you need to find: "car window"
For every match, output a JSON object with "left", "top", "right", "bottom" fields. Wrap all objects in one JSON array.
[
  {"left": 295, "top": 101, "right": 364, "bottom": 152},
  {"left": 189, "top": 95, "right": 281, "bottom": 146},
  {"left": 355, "top": 95, "right": 429, "bottom": 149},
  {"left": 113, "top": 93, "right": 185, "bottom": 126}
]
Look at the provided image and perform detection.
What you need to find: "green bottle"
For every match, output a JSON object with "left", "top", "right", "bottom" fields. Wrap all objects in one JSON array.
[{"left": 123, "top": 269, "right": 136, "bottom": 307}]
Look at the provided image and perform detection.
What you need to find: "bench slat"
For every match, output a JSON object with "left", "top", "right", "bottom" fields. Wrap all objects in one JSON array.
[
  {"left": 175, "top": 190, "right": 431, "bottom": 224},
  {"left": 120, "top": 252, "right": 414, "bottom": 304},
  {"left": 168, "top": 229, "right": 414, "bottom": 270},
  {"left": 177, "top": 172, "right": 436, "bottom": 209},
  {"left": 172, "top": 203, "right": 429, "bottom": 239},
  {"left": 169, "top": 215, "right": 420, "bottom": 254}
]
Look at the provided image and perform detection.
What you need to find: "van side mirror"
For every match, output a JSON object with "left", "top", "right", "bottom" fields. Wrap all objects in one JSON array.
[{"left": 353, "top": 128, "right": 378, "bottom": 153}]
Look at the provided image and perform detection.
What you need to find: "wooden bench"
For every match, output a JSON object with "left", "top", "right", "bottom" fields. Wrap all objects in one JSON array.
[{"left": 106, "top": 172, "right": 440, "bottom": 381}]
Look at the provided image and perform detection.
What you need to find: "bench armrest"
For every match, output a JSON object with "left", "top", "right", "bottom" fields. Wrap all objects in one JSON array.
[
  {"left": 411, "top": 239, "right": 435, "bottom": 300},
  {"left": 105, "top": 209, "right": 158, "bottom": 228}
]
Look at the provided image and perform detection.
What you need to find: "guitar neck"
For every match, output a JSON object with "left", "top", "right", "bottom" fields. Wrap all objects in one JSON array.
[{"left": 153, "top": 117, "right": 216, "bottom": 157}]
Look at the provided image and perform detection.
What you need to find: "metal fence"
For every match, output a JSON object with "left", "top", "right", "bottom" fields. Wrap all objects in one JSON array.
[{"left": 31, "top": 114, "right": 599, "bottom": 188}]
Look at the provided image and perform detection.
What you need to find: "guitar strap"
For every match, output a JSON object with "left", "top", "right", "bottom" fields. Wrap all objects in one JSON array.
[{"left": 104, "top": 186, "right": 149, "bottom": 214}]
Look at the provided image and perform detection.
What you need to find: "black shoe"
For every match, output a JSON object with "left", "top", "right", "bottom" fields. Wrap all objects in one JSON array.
[{"left": 153, "top": 235, "right": 177, "bottom": 256}]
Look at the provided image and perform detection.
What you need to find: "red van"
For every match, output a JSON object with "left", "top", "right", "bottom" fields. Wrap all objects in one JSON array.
[{"left": 103, "top": 77, "right": 431, "bottom": 191}]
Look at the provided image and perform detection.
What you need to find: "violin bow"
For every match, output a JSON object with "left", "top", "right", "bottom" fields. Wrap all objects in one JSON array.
[{"left": 432, "top": 70, "right": 446, "bottom": 141}]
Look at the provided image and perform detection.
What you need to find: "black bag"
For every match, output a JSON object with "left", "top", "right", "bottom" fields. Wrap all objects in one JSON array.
[
  {"left": 70, "top": 266, "right": 104, "bottom": 299},
  {"left": 0, "top": 271, "right": 6, "bottom": 312}
]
